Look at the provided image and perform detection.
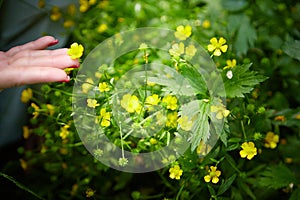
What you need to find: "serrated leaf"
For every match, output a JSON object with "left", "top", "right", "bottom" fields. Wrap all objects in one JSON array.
[
  {"left": 217, "top": 174, "right": 237, "bottom": 196},
  {"left": 282, "top": 40, "right": 300, "bottom": 61},
  {"left": 224, "top": 63, "right": 267, "bottom": 98},
  {"left": 189, "top": 100, "right": 210, "bottom": 151},
  {"left": 258, "top": 164, "right": 296, "bottom": 189}
]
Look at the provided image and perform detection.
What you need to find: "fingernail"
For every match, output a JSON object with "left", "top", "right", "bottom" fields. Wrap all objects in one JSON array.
[
  {"left": 48, "top": 39, "right": 59, "bottom": 47},
  {"left": 59, "top": 76, "right": 70, "bottom": 83},
  {"left": 70, "top": 64, "right": 80, "bottom": 68}
]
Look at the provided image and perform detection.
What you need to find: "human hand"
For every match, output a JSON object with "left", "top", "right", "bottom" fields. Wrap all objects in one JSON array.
[{"left": 0, "top": 36, "right": 80, "bottom": 89}]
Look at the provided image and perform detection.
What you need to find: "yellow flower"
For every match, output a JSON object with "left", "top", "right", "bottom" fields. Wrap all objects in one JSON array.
[
  {"left": 185, "top": 44, "right": 197, "bottom": 58},
  {"left": 99, "top": 108, "right": 111, "bottom": 127},
  {"left": 59, "top": 125, "right": 70, "bottom": 140},
  {"left": 204, "top": 166, "right": 221, "bottom": 184},
  {"left": 207, "top": 37, "right": 228, "bottom": 56},
  {"left": 202, "top": 20, "right": 211, "bottom": 29},
  {"left": 87, "top": 99, "right": 99, "bottom": 108},
  {"left": 264, "top": 132, "right": 279, "bottom": 149},
  {"left": 50, "top": 6, "right": 62, "bottom": 21},
  {"left": 67, "top": 4, "right": 77, "bottom": 16},
  {"left": 89, "top": 0, "right": 97, "bottom": 5},
  {"left": 21, "top": 88, "right": 33, "bottom": 103},
  {"left": 240, "top": 142, "right": 257, "bottom": 160},
  {"left": 82, "top": 78, "right": 94, "bottom": 94},
  {"left": 22, "top": 126, "right": 31, "bottom": 139},
  {"left": 63, "top": 20, "right": 75, "bottom": 28},
  {"left": 274, "top": 115, "right": 286, "bottom": 122},
  {"left": 169, "top": 42, "right": 185, "bottom": 57},
  {"left": 174, "top": 25, "right": 192, "bottom": 40},
  {"left": 150, "top": 138, "right": 157, "bottom": 145},
  {"left": 19, "top": 159, "right": 28, "bottom": 171},
  {"left": 162, "top": 95, "right": 178, "bottom": 110},
  {"left": 169, "top": 165, "right": 183, "bottom": 180},
  {"left": 97, "top": 24, "right": 108, "bottom": 33},
  {"left": 211, "top": 105, "right": 230, "bottom": 119},
  {"left": 166, "top": 112, "right": 178, "bottom": 128},
  {"left": 145, "top": 94, "right": 160, "bottom": 106},
  {"left": 31, "top": 102, "right": 40, "bottom": 119},
  {"left": 98, "top": 82, "right": 110, "bottom": 92},
  {"left": 67, "top": 43, "right": 84, "bottom": 59},
  {"left": 79, "top": 1, "right": 89, "bottom": 12},
  {"left": 177, "top": 115, "right": 193, "bottom": 131},
  {"left": 46, "top": 104, "right": 55, "bottom": 116},
  {"left": 38, "top": 0, "right": 45, "bottom": 8},
  {"left": 120, "top": 94, "right": 142, "bottom": 113},
  {"left": 224, "top": 59, "right": 237, "bottom": 70},
  {"left": 85, "top": 188, "right": 96, "bottom": 198}
]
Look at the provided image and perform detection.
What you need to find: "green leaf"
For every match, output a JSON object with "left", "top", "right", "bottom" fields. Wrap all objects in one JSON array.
[
  {"left": 258, "top": 164, "right": 296, "bottom": 189},
  {"left": 223, "top": 63, "right": 267, "bottom": 98},
  {"left": 289, "top": 188, "right": 300, "bottom": 200},
  {"left": 282, "top": 40, "right": 300, "bottom": 61},
  {"left": 228, "top": 14, "right": 257, "bottom": 55},
  {"left": 221, "top": 0, "right": 248, "bottom": 12},
  {"left": 184, "top": 100, "right": 210, "bottom": 151},
  {"left": 238, "top": 180, "right": 256, "bottom": 200},
  {"left": 217, "top": 174, "right": 237, "bottom": 196}
]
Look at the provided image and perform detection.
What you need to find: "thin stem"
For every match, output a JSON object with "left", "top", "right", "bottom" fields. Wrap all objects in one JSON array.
[
  {"left": 119, "top": 121, "right": 125, "bottom": 158},
  {"left": 240, "top": 120, "right": 247, "bottom": 141}
]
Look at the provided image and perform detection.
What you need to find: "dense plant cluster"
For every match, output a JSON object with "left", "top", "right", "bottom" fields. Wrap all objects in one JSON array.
[{"left": 1, "top": 0, "right": 300, "bottom": 199}]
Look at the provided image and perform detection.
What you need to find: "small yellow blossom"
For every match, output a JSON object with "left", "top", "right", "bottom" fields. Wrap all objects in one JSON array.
[
  {"left": 274, "top": 115, "right": 286, "bottom": 122},
  {"left": 31, "top": 102, "right": 40, "bottom": 119},
  {"left": 169, "top": 42, "right": 185, "bottom": 57},
  {"left": 70, "top": 184, "right": 79, "bottom": 196},
  {"left": 38, "top": 0, "right": 45, "bottom": 8},
  {"left": 59, "top": 148, "right": 68, "bottom": 155},
  {"left": 211, "top": 105, "right": 230, "bottom": 119},
  {"left": 21, "top": 88, "right": 33, "bottom": 103},
  {"left": 19, "top": 159, "right": 28, "bottom": 171},
  {"left": 50, "top": 6, "right": 62, "bottom": 21},
  {"left": 207, "top": 37, "right": 228, "bottom": 56},
  {"left": 89, "top": 0, "right": 97, "bottom": 5},
  {"left": 169, "top": 164, "right": 183, "bottom": 180},
  {"left": 79, "top": 1, "right": 89, "bottom": 12},
  {"left": 67, "top": 42, "right": 84, "bottom": 59},
  {"left": 240, "top": 142, "right": 257, "bottom": 160},
  {"left": 150, "top": 138, "right": 157, "bottom": 145},
  {"left": 98, "top": 82, "right": 110, "bottom": 92},
  {"left": 185, "top": 44, "right": 197, "bottom": 58},
  {"left": 224, "top": 59, "right": 237, "bottom": 70},
  {"left": 87, "top": 99, "right": 99, "bottom": 108},
  {"left": 22, "top": 126, "right": 31, "bottom": 139},
  {"left": 162, "top": 95, "right": 178, "bottom": 110},
  {"left": 294, "top": 114, "right": 300, "bottom": 120},
  {"left": 46, "top": 104, "right": 55, "bottom": 116},
  {"left": 174, "top": 25, "right": 192, "bottom": 40},
  {"left": 63, "top": 20, "right": 75, "bottom": 28},
  {"left": 82, "top": 78, "right": 94, "bottom": 94},
  {"left": 60, "top": 125, "right": 70, "bottom": 140},
  {"left": 97, "top": 24, "right": 108, "bottom": 33},
  {"left": 204, "top": 166, "right": 221, "bottom": 184},
  {"left": 264, "top": 132, "right": 279, "bottom": 149},
  {"left": 202, "top": 20, "right": 211, "bottom": 29},
  {"left": 145, "top": 94, "right": 160, "bottom": 106},
  {"left": 99, "top": 108, "right": 111, "bottom": 127},
  {"left": 120, "top": 94, "right": 142, "bottom": 113},
  {"left": 166, "top": 112, "right": 178, "bottom": 128},
  {"left": 177, "top": 115, "right": 193, "bottom": 131},
  {"left": 67, "top": 4, "right": 77, "bottom": 16},
  {"left": 85, "top": 188, "right": 96, "bottom": 198}
]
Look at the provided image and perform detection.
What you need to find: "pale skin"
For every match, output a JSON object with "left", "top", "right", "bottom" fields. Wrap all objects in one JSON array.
[{"left": 0, "top": 36, "right": 80, "bottom": 89}]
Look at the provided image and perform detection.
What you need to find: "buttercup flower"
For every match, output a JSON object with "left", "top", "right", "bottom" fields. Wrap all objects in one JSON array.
[
  {"left": 169, "top": 164, "right": 183, "bottom": 180},
  {"left": 169, "top": 42, "right": 185, "bottom": 57},
  {"left": 174, "top": 25, "right": 192, "bottom": 40},
  {"left": 224, "top": 59, "right": 237, "bottom": 70},
  {"left": 21, "top": 88, "right": 33, "bottom": 103},
  {"left": 166, "top": 112, "right": 178, "bottom": 128},
  {"left": 50, "top": 6, "right": 62, "bottom": 21},
  {"left": 46, "top": 104, "right": 55, "bottom": 116},
  {"left": 97, "top": 24, "right": 108, "bottom": 33},
  {"left": 204, "top": 166, "right": 221, "bottom": 184},
  {"left": 120, "top": 94, "right": 142, "bottom": 113},
  {"left": 99, "top": 108, "right": 111, "bottom": 127},
  {"left": 162, "top": 95, "right": 178, "bottom": 110},
  {"left": 98, "top": 82, "right": 110, "bottom": 92},
  {"left": 240, "top": 142, "right": 257, "bottom": 160},
  {"left": 22, "top": 126, "right": 31, "bottom": 139},
  {"left": 145, "top": 94, "right": 160, "bottom": 106},
  {"left": 207, "top": 37, "right": 228, "bottom": 56},
  {"left": 59, "top": 124, "right": 70, "bottom": 140},
  {"left": 211, "top": 105, "right": 230, "bottom": 119},
  {"left": 31, "top": 103, "right": 40, "bottom": 119},
  {"left": 87, "top": 99, "right": 99, "bottom": 108},
  {"left": 264, "top": 131, "right": 279, "bottom": 149},
  {"left": 67, "top": 42, "right": 84, "bottom": 59},
  {"left": 185, "top": 44, "right": 197, "bottom": 58},
  {"left": 82, "top": 78, "right": 94, "bottom": 94},
  {"left": 202, "top": 20, "right": 211, "bottom": 29},
  {"left": 177, "top": 115, "right": 193, "bottom": 131},
  {"left": 85, "top": 188, "right": 96, "bottom": 198}
]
